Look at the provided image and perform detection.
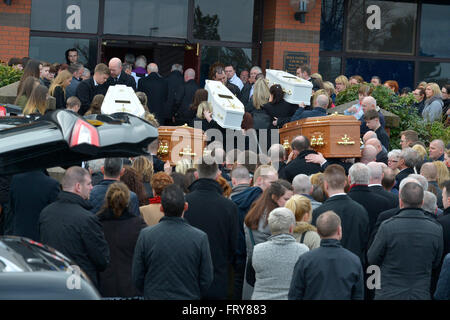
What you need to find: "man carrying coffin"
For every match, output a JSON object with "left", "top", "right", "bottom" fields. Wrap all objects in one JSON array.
[{"left": 290, "top": 94, "right": 329, "bottom": 122}]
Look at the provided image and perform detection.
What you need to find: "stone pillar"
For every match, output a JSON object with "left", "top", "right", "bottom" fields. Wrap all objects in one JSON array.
[
  {"left": 0, "top": 0, "right": 31, "bottom": 63},
  {"left": 261, "top": 0, "right": 321, "bottom": 74}
]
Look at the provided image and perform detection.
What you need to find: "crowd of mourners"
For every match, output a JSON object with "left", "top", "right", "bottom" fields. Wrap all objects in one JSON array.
[{"left": 0, "top": 49, "right": 450, "bottom": 300}]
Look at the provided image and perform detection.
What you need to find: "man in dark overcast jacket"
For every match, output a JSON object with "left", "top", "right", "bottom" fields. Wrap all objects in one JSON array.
[
  {"left": 368, "top": 181, "right": 443, "bottom": 300},
  {"left": 280, "top": 136, "right": 322, "bottom": 183},
  {"left": 138, "top": 63, "right": 168, "bottom": 125},
  {"left": 173, "top": 68, "right": 200, "bottom": 126},
  {"left": 289, "top": 211, "right": 364, "bottom": 300},
  {"left": 164, "top": 64, "right": 184, "bottom": 125},
  {"left": 312, "top": 165, "right": 369, "bottom": 265},
  {"left": 132, "top": 185, "right": 213, "bottom": 299},
  {"left": 39, "top": 167, "right": 110, "bottom": 289},
  {"left": 184, "top": 156, "right": 239, "bottom": 299}
]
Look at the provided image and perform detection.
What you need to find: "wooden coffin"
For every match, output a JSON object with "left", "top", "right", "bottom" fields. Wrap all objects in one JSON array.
[
  {"left": 205, "top": 80, "right": 245, "bottom": 130},
  {"left": 266, "top": 69, "right": 313, "bottom": 105},
  {"left": 157, "top": 125, "right": 206, "bottom": 166},
  {"left": 279, "top": 115, "right": 361, "bottom": 158}
]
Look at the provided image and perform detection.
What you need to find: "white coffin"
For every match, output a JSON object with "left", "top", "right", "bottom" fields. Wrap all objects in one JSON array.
[
  {"left": 266, "top": 69, "right": 313, "bottom": 105},
  {"left": 205, "top": 80, "right": 244, "bottom": 130},
  {"left": 101, "top": 84, "right": 145, "bottom": 117}
]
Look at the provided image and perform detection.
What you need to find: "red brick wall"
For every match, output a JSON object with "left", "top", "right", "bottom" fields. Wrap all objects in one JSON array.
[
  {"left": 0, "top": 0, "right": 31, "bottom": 63},
  {"left": 262, "top": 0, "right": 321, "bottom": 74}
]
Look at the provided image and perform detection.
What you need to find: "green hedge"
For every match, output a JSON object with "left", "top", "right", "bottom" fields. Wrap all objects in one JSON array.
[
  {"left": 0, "top": 63, "right": 23, "bottom": 88},
  {"left": 336, "top": 84, "right": 450, "bottom": 150}
]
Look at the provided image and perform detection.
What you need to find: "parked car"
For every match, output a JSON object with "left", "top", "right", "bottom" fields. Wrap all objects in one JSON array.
[
  {"left": 0, "top": 109, "right": 158, "bottom": 175},
  {"left": 0, "top": 236, "right": 101, "bottom": 300}
]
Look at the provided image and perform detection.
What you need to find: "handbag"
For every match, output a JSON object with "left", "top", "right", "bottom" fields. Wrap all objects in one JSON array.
[{"left": 245, "top": 226, "right": 256, "bottom": 286}]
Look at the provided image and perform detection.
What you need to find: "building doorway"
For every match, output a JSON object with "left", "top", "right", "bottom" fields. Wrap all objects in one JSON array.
[{"left": 100, "top": 40, "right": 200, "bottom": 81}]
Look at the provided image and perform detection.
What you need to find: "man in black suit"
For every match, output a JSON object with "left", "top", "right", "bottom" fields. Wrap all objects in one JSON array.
[
  {"left": 394, "top": 147, "right": 418, "bottom": 190},
  {"left": 312, "top": 164, "right": 369, "bottom": 264},
  {"left": 279, "top": 136, "right": 322, "bottom": 183},
  {"left": 438, "top": 180, "right": 450, "bottom": 260},
  {"left": 138, "top": 63, "right": 168, "bottom": 125},
  {"left": 365, "top": 138, "right": 388, "bottom": 165},
  {"left": 107, "top": 57, "right": 136, "bottom": 91},
  {"left": 367, "top": 162, "right": 399, "bottom": 209},
  {"left": 164, "top": 64, "right": 184, "bottom": 126},
  {"left": 347, "top": 162, "right": 393, "bottom": 234},
  {"left": 240, "top": 66, "right": 262, "bottom": 107},
  {"left": 173, "top": 68, "right": 199, "bottom": 126},
  {"left": 76, "top": 63, "right": 110, "bottom": 115}
]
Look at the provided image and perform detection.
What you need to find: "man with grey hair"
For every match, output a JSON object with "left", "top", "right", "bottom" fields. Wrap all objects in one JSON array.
[
  {"left": 252, "top": 207, "right": 309, "bottom": 300},
  {"left": 368, "top": 162, "right": 399, "bottom": 208},
  {"left": 394, "top": 147, "right": 418, "bottom": 190},
  {"left": 165, "top": 63, "right": 184, "bottom": 125},
  {"left": 368, "top": 180, "right": 443, "bottom": 300},
  {"left": 39, "top": 166, "right": 110, "bottom": 289},
  {"left": 66, "top": 62, "right": 84, "bottom": 98},
  {"left": 429, "top": 139, "right": 445, "bottom": 161},
  {"left": 138, "top": 62, "right": 168, "bottom": 124},
  {"left": 348, "top": 163, "right": 392, "bottom": 233},
  {"left": 290, "top": 94, "right": 329, "bottom": 122},
  {"left": 81, "top": 67, "right": 90, "bottom": 80},
  {"left": 360, "top": 96, "right": 386, "bottom": 136},
  {"left": 423, "top": 191, "right": 440, "bottom": 216},
  {"left": 289, "top": 210, "right": 364, "bottom": 300},
  {"left": 131, "top": 54, "right": 147, "bottom": 84},
  {"left": 292, "top": 174, "right": 322, "bottom": 210},
  {"left": 107, "top": 57, "right": 136, "bottom": 91},
  {"left": 184, "top": 155, "right": 239, "bottom": 299},
  {"left": 86, "top": 158, "right": 104, "bottom": 186},
  {"left": 89, "top": 158, "right": 140, "bottom": 216},
  {"left": 245, "top": 66, "right": 263, "bottom": 102}
]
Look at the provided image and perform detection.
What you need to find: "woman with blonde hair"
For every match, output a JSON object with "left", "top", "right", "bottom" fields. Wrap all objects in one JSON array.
[
  {"left": 97, "top": 182, "right": 146, "bottom": 298},
  {"left": 85, "top": 94, "right": 104, "bottom": 115},
  {"left": 251, "top": 78, "right": 271, "bottom": 111},
  {"left": 48, "top": 70, "right": 72, "bottom": 109},
  {"left": 422, "top": 82, "right": 443, "bottom": 123},
  {"left": 433, "top": 161, "right": 450, "bottom": 189},
  {"left": 323, "top": 81, "right": 336, "bottom": 106},
  {"left": 412, "top": 144, "right": 428, "bottom": 163},
  {"left": 22, "top": 84, "right": 49, "bottom": 115},
  {"left": 285, "top": 195, "right": 320, "bottom": 250},
  {"left": 335, "top": 75, "right": 349, "bottom": 94}
]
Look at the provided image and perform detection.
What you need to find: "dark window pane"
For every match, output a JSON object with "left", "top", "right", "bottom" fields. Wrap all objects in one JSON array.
[
  {"left": 104, "top": 0, "right": 188, "bottom": 38},
  {"left": 31, "top": 0, "right": 99, "bottom": 33},
  {"left": 199, "top": 47, "right": 253, "bottom": 87},
  {"left": 346, "top": 0, "right": 417, "bottom": 55},
  {"left": 29, "top": 37, "right": 97, "bottom": 70},
  {"left": 318, "top": 56, "right": 342, "bottom": 82},
  {"left": 345, "top": 58, "right": 414, "bottom": 90},
  {"left": 420, "top": 3, "right": 450, "bottom": 58},
  {"left": 194, "top": 0, "right": 254, "bottom": 42},
  {"left": 320, "top": 0, "right": 344, "bottom": 51},
  {"left": 418, "top": 62, "right": 450, "bottom": 88}
]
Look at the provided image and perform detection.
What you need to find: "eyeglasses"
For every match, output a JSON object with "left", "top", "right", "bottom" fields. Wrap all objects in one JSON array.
[{"left": 388, "top": 159, "right": 398, "bottom": 163}]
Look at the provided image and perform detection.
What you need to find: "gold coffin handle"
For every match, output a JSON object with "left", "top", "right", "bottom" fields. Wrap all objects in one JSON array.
[
  {"left": 179, "top": 146, "right": 196, "bottom": 157},
  {"left": 337, "top": 134, "right": 355, "bottom": 145},
  {"left": 157, "top": 142, "right": 169, "bottom": 156}
]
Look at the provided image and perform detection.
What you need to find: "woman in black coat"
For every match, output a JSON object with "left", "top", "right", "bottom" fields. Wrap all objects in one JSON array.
[
  {"left": 263, "top": 84, "right": 298, "bottom": 129},
  {"left": 97, "top": 182, "right": 147, "bottom": 299},
  {"left": 49, "top": 70, "right": 73, "bottom": 109}
]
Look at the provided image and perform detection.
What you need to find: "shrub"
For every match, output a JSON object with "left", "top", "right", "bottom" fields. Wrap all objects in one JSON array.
[
  {"left": 336, "top": 83, "right": 450, "bottom": 149},
  {"left": 0, "top": 63, "right": 23, "bottom": 88}
]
